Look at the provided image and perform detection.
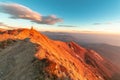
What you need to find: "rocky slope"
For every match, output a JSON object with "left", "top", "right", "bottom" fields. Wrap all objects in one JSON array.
[{"left": 0, "top": 28, "right": 119, "bottom": 80}]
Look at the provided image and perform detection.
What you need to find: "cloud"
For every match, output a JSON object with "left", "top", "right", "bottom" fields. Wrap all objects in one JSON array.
[
  {"left": 104, "top": 22, "right": 112, "bottom": 25},
  {"left": 33, "top": 15, "right": 63, "bottom": 25},
  {"left": 58, "top": 25, "right": 77, "bottom": 27},
  {"left": 93, "top": 22, "right": 112, "bottom": 25},
  {"left": 93, "top": 23, "right": 102, "bottom": 25},
  {"left": 0, "top": 3, "right": 63, "bottom": 25},
  {"left": 0, "top": 22, "right": 14, "bottom": 28}
]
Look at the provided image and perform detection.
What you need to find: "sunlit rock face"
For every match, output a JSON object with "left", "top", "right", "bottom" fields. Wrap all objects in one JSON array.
[{"left": 0, "top": 28, "right": 119, "bottom": 80}]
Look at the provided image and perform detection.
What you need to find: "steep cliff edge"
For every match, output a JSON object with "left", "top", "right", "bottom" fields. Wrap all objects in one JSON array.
[{"left": 0, "top": 28, "right": 119, "bottom": 80}]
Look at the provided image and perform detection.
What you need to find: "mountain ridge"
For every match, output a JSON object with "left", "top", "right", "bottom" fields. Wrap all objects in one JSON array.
[{"left": 0, "top": 28, "right": 119, "bottom": 80}]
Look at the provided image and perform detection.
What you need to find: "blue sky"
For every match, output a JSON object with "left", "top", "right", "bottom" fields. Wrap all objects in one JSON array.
[{"left": 0, "top": 0, "right": 120, "bottom": 33}]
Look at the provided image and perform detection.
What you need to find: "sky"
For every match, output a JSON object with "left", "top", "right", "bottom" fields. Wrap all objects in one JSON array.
[{"left": 0, "top": 0, "right": 120, "bottom": 33}]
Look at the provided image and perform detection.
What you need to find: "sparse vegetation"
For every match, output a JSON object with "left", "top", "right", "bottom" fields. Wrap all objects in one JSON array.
[
  {"left": 0, "top": 39, "right": 16, "bottom": 49},
  {"left": 34, "top": 59, "right": 71, "bottom": 80}
]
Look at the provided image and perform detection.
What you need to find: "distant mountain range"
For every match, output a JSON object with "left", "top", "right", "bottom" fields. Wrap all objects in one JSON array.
[
  {"left": 43, "top": 31, "right": 120, "bottom": 69},
  {"left": 81, "top": 43, "right": 120, "bottom": 69}
]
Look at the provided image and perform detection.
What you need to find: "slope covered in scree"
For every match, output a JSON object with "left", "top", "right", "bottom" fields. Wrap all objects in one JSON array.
[
  {"left": 0, "top": 28, "right": 119, "bottom": 80},
  {"left": 0, "top": 39, "right": 64, "bottom": 80}
]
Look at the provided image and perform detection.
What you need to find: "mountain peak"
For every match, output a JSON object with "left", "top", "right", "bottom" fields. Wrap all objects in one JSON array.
[{"left": 0, "top": 28, "right": 119, "bottom": 80}]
